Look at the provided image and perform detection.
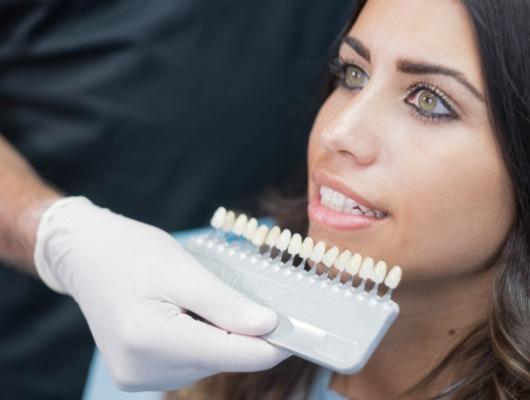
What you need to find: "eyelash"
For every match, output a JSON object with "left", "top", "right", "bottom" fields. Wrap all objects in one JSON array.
[
  {"left": 406, "top": 80, "right": 459, "bottom": 123},
  {"left": 328, "top": 57, "right": 460, "bottom": 124},
  {"left": 329, "top": 57, "right": 358, "bottom": 91}
]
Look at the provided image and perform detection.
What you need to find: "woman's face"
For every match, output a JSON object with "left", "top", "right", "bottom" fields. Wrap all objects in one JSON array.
[{"left": 307, "top": 0, "right": 515, "bottom": 284}]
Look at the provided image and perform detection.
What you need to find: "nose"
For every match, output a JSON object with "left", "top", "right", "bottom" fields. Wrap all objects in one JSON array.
[{"left": 319, "top": 92, "right": 383, "bottom": 167}]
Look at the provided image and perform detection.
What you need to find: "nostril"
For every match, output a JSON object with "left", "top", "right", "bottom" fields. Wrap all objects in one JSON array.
[
  {"left": 338, "top": 149, "right": 356, "bottom": 159},
  {"left": 320, "top": 126, "right": 379, "bottom": 167}
]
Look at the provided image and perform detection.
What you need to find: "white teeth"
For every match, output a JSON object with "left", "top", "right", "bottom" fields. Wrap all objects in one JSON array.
[
  {"left": 232, "top": 213, "right": 248, "bottom": 235},
  {"left": 243, "top": 218, "right": 258, "bottom": 241},
  {"left": 320, "top": 186, "right": 333, "bottom": 203},
  {"left": 287, "top": 233, "right": 302, "bottom": 256},
  {"left": 346, "top": 253, "right": 362, "bottom": 276},
  {"left": 319, "top": 185, "right": 386, "bottom": 219},
  {"left": 222, "top": 211, "right": 236, "bottom": 232},
  {"left": 384, "top": 266, "right": 402, "bottom": 289},
  {"left": 334, "top": 250, "right": 352, "bottom": 272},
  {"left": 276, "top": 229, "right": 292, "bottom": 251},
  {"left": 358, "top": 257, "right": 374, "bottom": 280},
  {"left": 264, "top": 226, "right": 281, "bottom": 246},
  {"left": 300, "top": 237, "right": 314, "bottom": 259},
  {"left": 311, "top": 241, "right": 326, "bottom": 263},
  {"left": 210, "top": 207, "right": 226, "bottom": 229},
  {"left": 371, "top": 261, "right": 387, "bottom": 284},
  {"left": 331, "top": 192, "right": 346, "bottom": 211},
  {"left": 251, "top": 225, "right": 269, "bottom": 246},
  {"left": 357, "top": 204, "right": 370, "bottom": 213},
  {"left": 322, "top": 246, "right": 339, "bottom": 268},
  {"left": 375, "top": 210, "right": 385, "bottom": 218}
]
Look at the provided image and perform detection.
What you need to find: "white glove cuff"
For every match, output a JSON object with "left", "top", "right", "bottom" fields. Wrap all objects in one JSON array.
[{"left": 33, "top": 196, "right": 93, "bottom": 293}]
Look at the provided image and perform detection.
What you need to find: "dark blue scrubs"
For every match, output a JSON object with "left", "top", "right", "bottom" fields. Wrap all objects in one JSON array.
[{"left": 0, "top": 1, "right": 355, "bottom": 398}]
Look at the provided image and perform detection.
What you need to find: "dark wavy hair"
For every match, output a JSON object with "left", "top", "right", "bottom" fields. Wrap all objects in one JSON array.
[{"left": 170, "top": 1, "right": 530, "bottom": 398}]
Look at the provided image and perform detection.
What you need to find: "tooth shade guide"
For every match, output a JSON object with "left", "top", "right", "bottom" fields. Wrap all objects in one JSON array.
[
  {"left": 232, "top": 213, "right": 248, "bottom": 236},
  {"left": 222, "top": 211, "right": 236, "bottom": 234},
  {"left": 251, "top": 225, "right": 269, "bottom": 246},
  {"left": 288, "top": 233, "right": 303, "bottom": 256},
  {"left": 185, "top": 238, "right": 400, "bottom": 373},
  {"left": 371, "top": 261, "right": 387, "bottom": 286},
  {"left": 210, "top": 206, "right": 227, "bottom": 229},
  {"left": 279, "top": 233, "right": 298, "bottom": 267},
  {"left": 327, "top": 265, "right": 344, "bottom": 284},
  {"left": 265, "top": 226, "right": 281, "bottom": 246},
  {"left": 385, "top": 266, "right": 402, "bottom": 289},
  {"left": 260, "top": 227, "right": 278, "bottom": 258},
  {"left": 344, "top": 255, "right": 367, "bottom": 290},
  {"left": 327, "top": 250, "right": 350, "bottom": 284},
  {"left": 206, "top": 208, "right": 402, "bottom": 296},
  {"left": 275, "top": 229, "right": 292, "bottom": 251},
  {"left": 305, "top": 259, "right": 320, "bottom": 276},
  {"left": 346, "top": 253, "right": 362, "bottom": 276},
  {"left": 243, "top": 218, "right": 258, "bottom": 241},
  {"left": 311, "top": 241, "right": 326, "bottom": 264},
  {"left": 300, "top": 237, "right": 313, "bottom": 259},
  {"left": 296, "top": 237, "right": 313, "bottom": 272},
  {"left": 196, "top": 207, "right": 402, "bottom": 373},
  {"left": 322, "top": 246, "right": 339, "bottom": 268}
]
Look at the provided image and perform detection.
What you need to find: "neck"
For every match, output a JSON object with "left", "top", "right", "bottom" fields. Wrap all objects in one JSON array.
[{"left": 331, "top": 270, "right": 493, "bottom": 399}]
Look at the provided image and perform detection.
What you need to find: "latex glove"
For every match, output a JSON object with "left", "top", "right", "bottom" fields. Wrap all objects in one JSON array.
[{"left": 34, "top": 197, "right": 288, "bottom": 391}]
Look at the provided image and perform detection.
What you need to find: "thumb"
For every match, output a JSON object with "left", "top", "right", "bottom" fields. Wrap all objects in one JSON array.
[{"left": 174, "top": 253, "right": 278, "bottom": 335}]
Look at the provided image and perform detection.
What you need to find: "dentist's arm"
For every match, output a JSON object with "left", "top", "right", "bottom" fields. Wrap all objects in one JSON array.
[
  {"left": 0, "top": 135, "right": 61, "bottom": 270},
  {"left": 0, "top": 135, "right": 287, "bottom": 391}
]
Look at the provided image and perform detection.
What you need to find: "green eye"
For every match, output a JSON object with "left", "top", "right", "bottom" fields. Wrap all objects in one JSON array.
[
  {"left": 404, "top": 84, "right": 457, "bottom": 122},
  {"left": 344, "top": 65, "right": 368, "bottom": 89},
  {"left": 328, "top": 58, "right": 369, "bottom": 91},
  {"left": 418, "top": 90, "right": 438, "bottom": 112}
]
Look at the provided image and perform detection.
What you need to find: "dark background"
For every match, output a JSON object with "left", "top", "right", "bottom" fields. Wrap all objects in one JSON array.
[{"left": 0, "top": 1, "right": 355, "bottom": 398}]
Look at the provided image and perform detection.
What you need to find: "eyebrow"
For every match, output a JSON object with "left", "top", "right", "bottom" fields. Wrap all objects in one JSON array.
[
  {"left": 397, "top": 60, "right": 485, "bottom": 102},
  {"left": 342, "top": 36, "right": 371, "bottom": 63},
  {"left": 342, "top": 35, "right": 485, "bottom": 103}
]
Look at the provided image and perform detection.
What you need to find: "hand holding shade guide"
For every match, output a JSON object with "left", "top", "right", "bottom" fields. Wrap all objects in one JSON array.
[{"left": 187, "top": 207, "right": 403, "bottom": 374}]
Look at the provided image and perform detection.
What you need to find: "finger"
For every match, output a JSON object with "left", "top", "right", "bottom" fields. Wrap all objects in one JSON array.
[
  {"left": 169, "top": 250, "right": 279, "bottom": 336},
  {"left": 161, "top": 313, "right": 290, "bottom": 373}
]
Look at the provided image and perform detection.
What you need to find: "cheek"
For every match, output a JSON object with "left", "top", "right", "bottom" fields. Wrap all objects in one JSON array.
[
  {"left": 392, "top": 131, "right": 515, "bottom": 278},
  {"left": 306, "top": 91, "right": 514, "bottom": 282}
]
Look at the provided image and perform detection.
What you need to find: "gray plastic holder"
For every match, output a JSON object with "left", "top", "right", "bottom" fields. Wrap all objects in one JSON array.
[{"left": 184, "top": 234, "right": 399, "bottom": 374}]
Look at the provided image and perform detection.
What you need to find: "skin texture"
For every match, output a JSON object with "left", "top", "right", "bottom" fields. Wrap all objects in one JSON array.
[
  {"left": 307, "top": 0, "right": 515, "bottom": 398},
  {"left": 0, "top": 135, "right": 61, "bottom": 271}
]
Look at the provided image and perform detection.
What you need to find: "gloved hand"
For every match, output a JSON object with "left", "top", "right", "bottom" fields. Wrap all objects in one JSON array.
[{"left": 34, "top": 197, "right": 288, "bottom": 391}]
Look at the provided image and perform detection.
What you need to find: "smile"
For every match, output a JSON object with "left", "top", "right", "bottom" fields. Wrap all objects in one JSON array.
[
  {"left": 308, "top": 171, "right": 389, "bottom": 231},
  {"left": 319, "top": 186, "right": 387, "bottom": 219}
]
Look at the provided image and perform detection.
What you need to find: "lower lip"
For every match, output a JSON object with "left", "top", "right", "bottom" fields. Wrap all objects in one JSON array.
[{"left": 307, "top": 197, "right": 387, "bottom": 231}]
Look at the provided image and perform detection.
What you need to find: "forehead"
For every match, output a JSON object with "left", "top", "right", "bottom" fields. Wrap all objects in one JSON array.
[{"left": 347, "top": 0, "right": 482, "bottom": 86}]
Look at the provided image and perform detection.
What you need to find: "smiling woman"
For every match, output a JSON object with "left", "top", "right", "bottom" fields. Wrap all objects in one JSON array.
[{"left": 169, "top": 0, "right": 530, "bottom": 399}]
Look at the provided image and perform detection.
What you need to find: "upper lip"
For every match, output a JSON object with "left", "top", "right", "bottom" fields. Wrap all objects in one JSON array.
[{"left": 311, "top": 169, "right": 388, "bottom": 214}]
